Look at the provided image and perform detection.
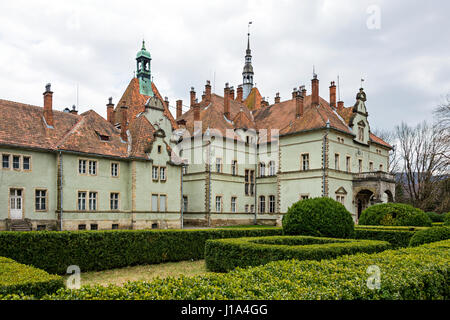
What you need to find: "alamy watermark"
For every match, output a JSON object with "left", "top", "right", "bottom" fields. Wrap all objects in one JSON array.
[{"left": 366, "top": 264, "right": 381, "bottom": 290}]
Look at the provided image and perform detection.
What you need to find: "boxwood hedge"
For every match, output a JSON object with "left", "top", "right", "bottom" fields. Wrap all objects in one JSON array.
[
  {"left": 409, "top": 226, "right": 450, "bottom": 247},
  {"left": 353, "top": 225, "right": 427, "bottom": 248},
  {"left": 205, "top": 235, "right": 390, "bottom": 272},
  {"left": 359, "top": 203, "right": 432, "bottom": 227},
  {"left": 0, "top": 228, "right": 282, "bottom": 275},
  {"left": 39, "top": 240, "right": 450, "bottom": 300},
  {"left": 0, "top": 257, "right": 63, "bottom": 298}
]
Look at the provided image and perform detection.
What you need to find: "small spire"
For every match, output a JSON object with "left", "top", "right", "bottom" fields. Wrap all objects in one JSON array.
[{"left": 142, "top": 39, "right": 146, "bottom": 50}]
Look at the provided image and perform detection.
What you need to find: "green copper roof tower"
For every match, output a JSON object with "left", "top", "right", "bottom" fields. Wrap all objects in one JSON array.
[{"left": 136, "top": 40, "right": 153, "bottom": 96}]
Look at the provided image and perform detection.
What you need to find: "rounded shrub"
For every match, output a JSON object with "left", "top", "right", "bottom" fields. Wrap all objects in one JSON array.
[
  {"left": 444, "top": 212, "right": 450, "bottom": 226},
  {"left": 426, "top": 212, "right": 445, "bottom": 223},
  {"left": 282, "top": 197, "right": 354, "bottom": 238},
  {"left": 359, "top": 203, "right": 432, "bottom": 227},
  {"left": 409, "top": 226, "right": 450, "bottom": 247}
]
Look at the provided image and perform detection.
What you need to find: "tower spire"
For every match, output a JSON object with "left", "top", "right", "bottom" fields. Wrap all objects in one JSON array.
[
  {"left": 136, "top": 40, "right": 153, "bottom": 96},
  {"left": 242, "top": 22, "right": 254, "bottom": 100}
]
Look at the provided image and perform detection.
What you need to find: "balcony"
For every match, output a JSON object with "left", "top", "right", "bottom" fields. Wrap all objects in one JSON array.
[{"left": 353, "top": 171, "right": 395, "bottom": 183}]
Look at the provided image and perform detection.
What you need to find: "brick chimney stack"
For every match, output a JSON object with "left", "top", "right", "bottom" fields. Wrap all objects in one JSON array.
[
  {"left": 312, "top": 75, "right": 319, "bottom": 106},
  {"left": 164, "top": 96, "right": 169, "bottom": 108},
  {"left": 230, "top": 86, "right": 235, "bottom": 100},
  {"left": 224, "top": 83, "right": 230, "bottom": 119},
  {"left": 176, "top": 100, "right": 183, "bottom": 119},
  {"left": 292, "top": 88, "right": 298, "bottom": 100},
  {"left": 275, "top": 92, "right": 280, "bottom": 104},
  {"left": 120, "top": 104, "right": 128, "bottom": 141},
  {"left": 43, "top": 83, "right": 54, "bottom": 127},
  {"left": 296, "top": 89, "right": 304, "bottom": 118},
  {"left": 337, "top": 101, "right": 344, "bottom": 111},
  {"left": 193, "top": 99, "right": 200, "bottom": 121},
  {"left": 190, "top": 87, "right": 196, "bottom": 109},
  {"left": 205, "top": 80, "right": 211, "bottom": 103},
  {"left": 236, "top": 85, "right": 243, "bottom": 102},
  {"left": 69, "top": 105, "right": 78, "bottom": 115},
  {"left": 302, "top": 87, "right": 307, "bottom": 98},
  {"left": 329, "top": 81, "right": 336, "bottom": 109},
  {"left": 106, "top": 97, "right": 115, "bottom": 124}
]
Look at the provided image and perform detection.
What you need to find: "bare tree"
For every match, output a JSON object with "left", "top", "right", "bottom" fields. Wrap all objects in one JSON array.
[
  {"left": 395, "top": 121, "right": 449, "bottom": 210},
  {"left": 372, "top": 128, "right": 401, "bottom": 174}
]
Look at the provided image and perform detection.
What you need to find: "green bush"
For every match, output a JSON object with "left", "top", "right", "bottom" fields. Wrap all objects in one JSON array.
[
  {"left": 282, "top": 197, "right": 354, "bottom": 238},
  {"left": 0, "top": 228, "right": 282, "bottom": 274},
  {"left": 205, "top": 235, "right": 390, "bottom": 272},
  {"left": 0, "top": 257, "right": 63, "bottom": 298},
  {"left": 354, "top": 227, "right": 417, "bottom": 248},
  {"left": 359, "top": 203, "right": 432, "bottom": 227},
  {"left": 409, "top": 227, "right": 450, "bottom": 247},
  {"left": 444, "top": 213, "right": 450, "bottom": 226},
  {"left": 37, "top": 240, "right": 450, "bottom": 300},
  {"left": 426, "top": 212, "right": 445, "bottom": 223}
]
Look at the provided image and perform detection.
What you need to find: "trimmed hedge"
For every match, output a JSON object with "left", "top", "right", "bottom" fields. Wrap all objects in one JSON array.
[
  {"left": 39, "top": 240, "right": 450, "bottom": 300},
  {"left": 426, "top": 212, "right": 445, "bottom": 223},
  {"left": 353, "top": 227, "right": 418, "bottom": 248},
  {"left": 359, "top": 203, "right": 432, "bottom": 227},
  {"left": 205, "top": 235, "right": 390, "bottom": 272},
  {"left": 409, "top": 226, "right": 450, "bottom": 247},
  {"left": 0, "top": 228, "right": 282, "bottom": 274},
  {"left": 282, "top": 197, "right": 354, "bottom": 238},
  {"left": 0, "top": 257, "right": 63, "bottom": 298},
  {"left": 444, "top": 213, "right": 450, "bottom": 226}
]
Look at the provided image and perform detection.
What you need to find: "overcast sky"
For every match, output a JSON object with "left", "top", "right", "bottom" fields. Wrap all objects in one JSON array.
[{"left": 0, "top": 0, "right": 449, "bottom": 131}]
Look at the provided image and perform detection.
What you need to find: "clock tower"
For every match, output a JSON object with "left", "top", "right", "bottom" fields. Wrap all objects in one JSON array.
[{"left": 136, "top": 40, "right": 153, "bottom": 96}]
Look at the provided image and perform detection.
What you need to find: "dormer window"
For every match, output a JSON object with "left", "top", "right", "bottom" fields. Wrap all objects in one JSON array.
[
  {"left": 358, "top": 126, "right": 364, "bottom": 141},
  {"left": 99, "top": 135, "right": 110, "bottom": 141}
]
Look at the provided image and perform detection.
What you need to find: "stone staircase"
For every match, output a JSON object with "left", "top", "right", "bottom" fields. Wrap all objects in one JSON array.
[{"left": 7, "top": 219, "right": 32, "bottom": 231}]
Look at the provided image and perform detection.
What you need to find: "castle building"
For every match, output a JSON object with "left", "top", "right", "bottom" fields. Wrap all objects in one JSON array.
[{"left": 0, "top": 37, "right": 395, "bottom": 231}]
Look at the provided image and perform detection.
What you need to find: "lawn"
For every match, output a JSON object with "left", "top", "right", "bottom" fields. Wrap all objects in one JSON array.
[{"left": 68, "top": 260, "right": 208, "bottom": 287}]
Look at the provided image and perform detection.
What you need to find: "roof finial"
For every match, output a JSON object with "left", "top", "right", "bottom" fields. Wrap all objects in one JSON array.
[{"left": 142, "top": 39, "right": 146, "bottom": 50}]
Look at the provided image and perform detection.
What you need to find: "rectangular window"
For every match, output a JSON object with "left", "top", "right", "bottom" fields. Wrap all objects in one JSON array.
[
  {"left": 216, "top": 196, "right": 222, "bottom": 212},
  {"left": 335, "top": 154, "right": 340, "bottom": 170},
  {"left": 300, "top": 195, "right": 309, "bottom": 200},
  {"left": 12, "top": 156, "right": 20, "bottom": 169},
  {"left": 216, "top": 158, "right": 222, "bottom": 173},
  {"left": 336, "top": 195, "right": 345, "bottom": 204},
  {"left": 78, "top": 192, "right": 86, "bottom": 211},
  {"left": 259, "top": 162, "right": 265, "bottom": 177},
  {"left": 112, "top": 224, "right": 119, "bottom": 230},
  {"left": 90, "top": 224, "right": 98, "bottom": 230},
  {"left": 269, "top": 161, "right": 276, "bottom": 176},
  {"left": 159, "top": 195, "right": 167, "bottom": 212},
  {"left": 301, "top": 154, "right": 310, "bottom": 171},
  {"left": 160, "top": 167, "right": 166, "bottom": 181},
  {"left": 245, "top": 170, "right": 255, "bottom": 196},
  {"left": 359, "top": 159, "right": 363, "bottom": 173},
  {"left": 231, "top": 197, "right": 237, "bottom": 213},
  {"left": 35, "top": 190, "right": 47, "bottom": 211},
  {"left": 151, "top": 194, "right": 158, "bottom": 212},
  {"left": 79, "top": 160, "right": 87, "bottom": 174},
  {"left": 269, "top": 195, "right": 275, "bottom": 213},
  {"left": 369, "top": 162, "right": 374, "bottom": 171},
  {"left": 379, "top": 164, "right": 383, "bottom": 172},
  {"left": 2, "top": 154, "right": 10, "bottom": 169},
  {"left": 250, "top": 170, "right": 255, "bottom": 196},
  {"left": 231, "top": 160, "right": 237, "bottom": 176},
  {"left": 245, "top": 204, "right": 249, "bottom": 213},
  {"left": 182, "top": 166, "right": 187, "bottom": 175},
  {"left": 78, "top": 224, "right": 86, "bottom": 230},
  {"left": 183, "top": 196, "right": 188, "bottom": 212},
  {"left": 89, "top": 192, "right": 97, "bottom": 211},
  {"left": 245, "top": 170, "right": 249, "bottom": 195},
  {"left": 259, "top": 196, "right": 266, "bottom": 213},
  {"left": 250, "top": 205, "right": 254, "bottom": 213},
  {"left": 110, "top": 193, "right": 119, "bottom": 210},
  {"left": 23, "top": 156, "right": 30, "bottom": 170},
  {"left": 111, "top": 163, "right": 119, "bottom": 177},
  {"left": 152, "top": 166, "right": 159, "bottom": 180},
  {"left": 88, "top": 160, "right": 97, "bottom": 175},
  {"left": 346, "top": 156, "right": 351, "bottom": 173}
]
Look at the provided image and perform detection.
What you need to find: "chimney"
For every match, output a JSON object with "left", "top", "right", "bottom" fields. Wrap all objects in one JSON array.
[
  {"left": 296, "top": 91, "right": 304, "bottom": 118},
  {"left": 292, "top": 88, "right": 298, "bottom": 100},
  {"left": 230, "top": 86, "right": 235, "bottom": 100},
  {"left": 193, "top": 99, "right": 200, "bottom": 121},
  {"left": 312, "top": 75, "right": 319, "bottom": 106},
  {"left": 201, "top": 91, "right": 206, "bottom": 102},
  {"left": 236, "top": 85, "right": 243, "bottom": 102},
  {"left": 275, "top": 92, "right": 280, "bottom": 104},
  {"left": 261, "top": 98, "right": 269, "bottom": 107},
  {"left": 43, "top": 83, "right": 54, "bottom": 127},
  {"left": 224, "top": 83, "right": 230, "bottom": 119},
  {"left": 69, "top": 105, "right": 78, "bottom": 115},
  {"left": 176, "top": 100, "right": 183, "bottom": 119},
  {"left": 337, "top": 101, "right": 344, "bottom": 111},
  {"left": 190, "top": 87, "right": 196, "bottom": 109},
  {"left": 106, "top": 97, "right": 115, "bottom": 124},
  {"left": 205, "top": 80, "right": 211, "bottom": 103},
  {"left": 120, "top": 104, "right": 128, "bottom": 141},
  {"left": 164, "top": 96, "right": 169, "bottom": 107},
  {"left": 302, "top": 87, "right": 307, "bottom": 98},
  {"left": 329, "top": 81, "right": 336, "bottom": 109}
]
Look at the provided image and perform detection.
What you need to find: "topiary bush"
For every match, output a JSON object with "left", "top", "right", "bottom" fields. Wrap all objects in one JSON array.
[
  {"left": 409, "top": 226, "right": 450, "bottom": 247},
  {"left": 282, "top": 197, "right": 354, "bottom": 238},
  {"left": 359, "top": 203, "right": 432, "bottom": 227},
  {"left": 444, "top": 213, "right": 450, "bottom": 226},
  {"left": 426, "top": 212, "right": 445, "bottom": 223}
]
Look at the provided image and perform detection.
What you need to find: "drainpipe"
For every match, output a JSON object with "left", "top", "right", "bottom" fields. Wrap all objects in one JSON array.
[
  {"left": 207, "top": 141, "right": 212, "bottom": 227},
  {"left": 180, "top": 164, "right": 184, "bottom": 229},
  {"left": 322, "top": 121, "right": 330, "bottom": 197},
  {"left": 59, "top": 151, "right": 63, "bottom": 231},
  {"left": 254, "top": 144, "right": 257, "bottom": 225}
]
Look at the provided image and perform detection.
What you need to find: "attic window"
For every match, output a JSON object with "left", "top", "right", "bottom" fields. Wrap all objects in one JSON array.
[
  {"left": 158, "top": 145, "right": 162, "bottom": 154},
  {"left": 100, "top": 135, "right": 110, "bottom": 141}
]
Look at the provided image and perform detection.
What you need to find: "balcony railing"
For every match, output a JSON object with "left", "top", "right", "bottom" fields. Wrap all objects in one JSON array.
[{"left": 353, "top": 171, "right": 395, "bottom": 182}]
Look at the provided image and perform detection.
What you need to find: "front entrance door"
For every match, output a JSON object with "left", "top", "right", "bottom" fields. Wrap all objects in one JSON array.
[{"left": 10, "top": 189, "right": 23, "bottom": 220}]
